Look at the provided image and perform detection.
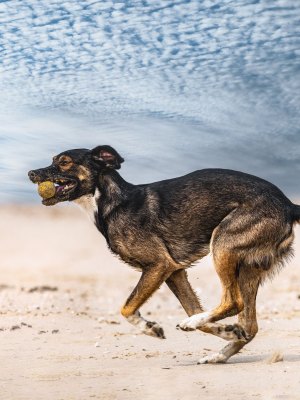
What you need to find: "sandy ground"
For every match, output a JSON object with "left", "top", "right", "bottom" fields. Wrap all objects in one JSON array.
[{"left": 0, "top": 204, "right": 300, "bottom": 400}]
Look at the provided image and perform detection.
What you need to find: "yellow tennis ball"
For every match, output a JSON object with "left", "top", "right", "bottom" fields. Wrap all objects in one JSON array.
[{"left": 38, "top": 181, "right": 56, "bottom": 199}]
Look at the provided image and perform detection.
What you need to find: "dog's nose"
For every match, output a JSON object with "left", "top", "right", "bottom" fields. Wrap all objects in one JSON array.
[
  {"left": 28, "top": 170, "right": 39, "bottom": 182},
  {"left": 28, "top": 170, "right": 36, "bottom": 179}
]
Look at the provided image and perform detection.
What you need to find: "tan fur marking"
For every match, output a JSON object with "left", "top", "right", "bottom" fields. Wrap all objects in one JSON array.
[
  {"left": 77, "top": 165, "right": 92, "bottom": 181},
  {"left": 210, "top": 251, "right": 244, "bottom": 321},
  {"left": 121, "top": 265, "right": 173, "bottom": 318},
  {"left": 58, "top": 155, "right": 73, "bottom": 171},
  {"left": 121, "top": 305, "right": 137, "bottom": 318},
  {"left": 278, "top": 232, "right": 294, "bottom": 251}
]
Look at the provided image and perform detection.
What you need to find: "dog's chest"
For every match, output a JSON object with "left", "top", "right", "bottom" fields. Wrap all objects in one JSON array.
[
  {"left": 73, "top": 189, "right": 100, "bottom": 223},
  {"left": 109, "top": 238, "right": 147, "bottom": 269},
  {"left": 107, "top": 221, "right": 161, "bottom": 268}
]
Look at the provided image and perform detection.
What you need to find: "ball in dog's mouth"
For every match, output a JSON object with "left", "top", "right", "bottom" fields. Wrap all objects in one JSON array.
[{"left": 38, "top": 181, "right": 56, "bottom": 199}]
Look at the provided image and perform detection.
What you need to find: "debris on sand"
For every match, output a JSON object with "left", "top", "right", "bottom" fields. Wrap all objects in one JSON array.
[
  {"left": 0, "top": 284, "right": 14, "bottom": 291},
  {"left": 28, "top": 286, "right": 58, "bottom": 293},
  {"left": 21, "top": 322, "right": 32, "bottom": 328},
  {"left": 10, "top": 325, "right": 21, "bottom": 331},
  {"left": 266, "top": 351, "right": 284, "bottom": 363},
  {"left": 1, "top": 324, "right": 32, "bottom": 332},
  {"left": 145, "top": 352, "right": 160, "bottom": 358},
  {"left": 97, "top": 317, "right": 120, "bottom": 325}
]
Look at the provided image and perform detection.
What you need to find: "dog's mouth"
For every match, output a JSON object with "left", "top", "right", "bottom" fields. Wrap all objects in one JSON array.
[
  {"left": 54, "top": 178, "right": 77, "bottom": 195},
  {"left": 42, "top": 177, "right": 78, "bottom": 205}
]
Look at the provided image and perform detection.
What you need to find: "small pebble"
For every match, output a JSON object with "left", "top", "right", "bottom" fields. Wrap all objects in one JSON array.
[{"left": 10, "top": 325, "right": 21, "bottom": 331}]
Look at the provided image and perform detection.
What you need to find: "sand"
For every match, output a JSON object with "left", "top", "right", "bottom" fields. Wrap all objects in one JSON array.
[{"left": 0, "top": 204, "right": 300, "bottom": 400}]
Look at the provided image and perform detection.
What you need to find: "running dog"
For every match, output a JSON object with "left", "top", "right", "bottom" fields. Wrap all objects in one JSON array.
[{"left": 28, "top": 145, "right": 300, "bottom": 363}]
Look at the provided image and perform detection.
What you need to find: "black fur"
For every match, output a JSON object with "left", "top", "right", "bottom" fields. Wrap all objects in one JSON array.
[
  {"left": 29, "top": 147, "right": 299, "bottom": 272},
  {"left": 28, "top": 146, "right": 300, "bottom": 362}
]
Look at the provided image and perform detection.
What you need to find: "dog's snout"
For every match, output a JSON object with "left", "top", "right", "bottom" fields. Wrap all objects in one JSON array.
[
  {"left": 28, "top": 170, "right": 36, "bottom": 179},
  {"left": 28, "top": 169, "right": 42, "bottom": 183}
]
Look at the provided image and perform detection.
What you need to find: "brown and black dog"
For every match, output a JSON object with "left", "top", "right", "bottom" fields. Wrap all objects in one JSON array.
[{"left": 28, "top": 145, "right": 300, "bottom": 363}]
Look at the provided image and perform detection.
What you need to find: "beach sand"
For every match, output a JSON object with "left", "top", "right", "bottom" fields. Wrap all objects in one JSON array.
[{"left": 0, "top": 204, "right": 300, "bottom": 400}]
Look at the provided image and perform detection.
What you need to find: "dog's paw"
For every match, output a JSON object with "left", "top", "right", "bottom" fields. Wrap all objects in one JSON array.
[
  {"left": 223, "top": 324, "right": 249, "bottom": 342},
  {"left": 178, "top": 312, "right": 211, "bottom": 331},
  {"left": 126, "top": 312, "right": 165, "bottom": 339},
  {"left": 197, "top": 352, "right": 227, "bottom": 364},
  {"left": 143, "top": 321, "right": 166, "bottom": 339}
]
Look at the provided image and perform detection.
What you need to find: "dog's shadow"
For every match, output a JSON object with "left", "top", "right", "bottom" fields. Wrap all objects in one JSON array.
[
  {"left": 230, "top": 353, "right": 300, "bottom": 364},
  {"left": 175, "top": 353, "right": 300, "bottom": 367}
]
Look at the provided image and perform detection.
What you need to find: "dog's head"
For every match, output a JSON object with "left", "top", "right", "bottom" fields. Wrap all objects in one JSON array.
[{"left": 28, "top": 145, "right": 124, "bottom": 206}]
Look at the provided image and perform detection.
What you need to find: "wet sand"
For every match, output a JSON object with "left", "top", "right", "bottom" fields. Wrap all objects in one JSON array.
[{"left": 0, "top": 204, "right": 300, "bottom": 400}]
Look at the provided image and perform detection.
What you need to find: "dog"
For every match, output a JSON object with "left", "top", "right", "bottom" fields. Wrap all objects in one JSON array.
[{"left": 28, "top": 145, "right": 300, "bottom": 364}]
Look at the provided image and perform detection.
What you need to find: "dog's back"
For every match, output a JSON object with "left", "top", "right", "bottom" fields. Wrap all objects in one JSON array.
[{"left": 104, "top": 168, "right": 297, "bottom": 272}]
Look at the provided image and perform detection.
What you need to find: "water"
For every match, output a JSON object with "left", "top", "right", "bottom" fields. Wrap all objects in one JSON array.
[{"left": 0, "top": 0, "right": 300, "bottom": 202}]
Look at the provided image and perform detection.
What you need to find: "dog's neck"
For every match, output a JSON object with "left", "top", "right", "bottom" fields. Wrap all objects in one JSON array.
[
  {"left": 97, "top": 170, "right": 133, "bottom": 217},
  {"left": 74, "top": 170, "right": 134, "bottom": 235},
  {"left": 73, "top": 188, "right": 100, "bottom": 224}
]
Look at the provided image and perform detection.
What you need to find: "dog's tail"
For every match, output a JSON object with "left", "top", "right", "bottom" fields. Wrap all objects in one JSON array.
[{"left": 292, "top": 204, "right": 300, "bottom": 223}]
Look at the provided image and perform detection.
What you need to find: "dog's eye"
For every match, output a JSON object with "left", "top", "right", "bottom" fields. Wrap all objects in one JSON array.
[{"left": 60, "top": 161, "right": 70, "bottom": 166}]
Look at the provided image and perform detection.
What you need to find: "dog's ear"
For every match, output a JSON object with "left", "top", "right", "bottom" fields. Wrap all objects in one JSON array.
[{"left": 91, "top": 145, "right": 124, "bottom": 170}]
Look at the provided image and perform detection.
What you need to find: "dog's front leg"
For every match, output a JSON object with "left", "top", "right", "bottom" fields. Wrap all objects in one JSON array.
[{"left": 121, "top": 265, "right": 171, "bottom": 339}]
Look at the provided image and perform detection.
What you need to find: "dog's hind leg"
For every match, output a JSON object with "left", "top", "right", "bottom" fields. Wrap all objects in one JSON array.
[
  {"left": 166, "top": 269, "right": 248, "bottom": 342},
  {"left": 179, "top": 250, "right": 244, "bottom": 331},
  {"left": 121, "top": 264, "right": 172, "bottom": 339},
  {"left": 198, "top": 267, "right": 260, "bottom": 364}
]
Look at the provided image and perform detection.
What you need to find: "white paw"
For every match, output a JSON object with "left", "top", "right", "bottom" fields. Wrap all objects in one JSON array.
[
  {"left": 198, "top": 352, "right": 227, "bottom": 364},
  {"left": 179, "top": 312, "right": 211, "bottom": 331}
]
